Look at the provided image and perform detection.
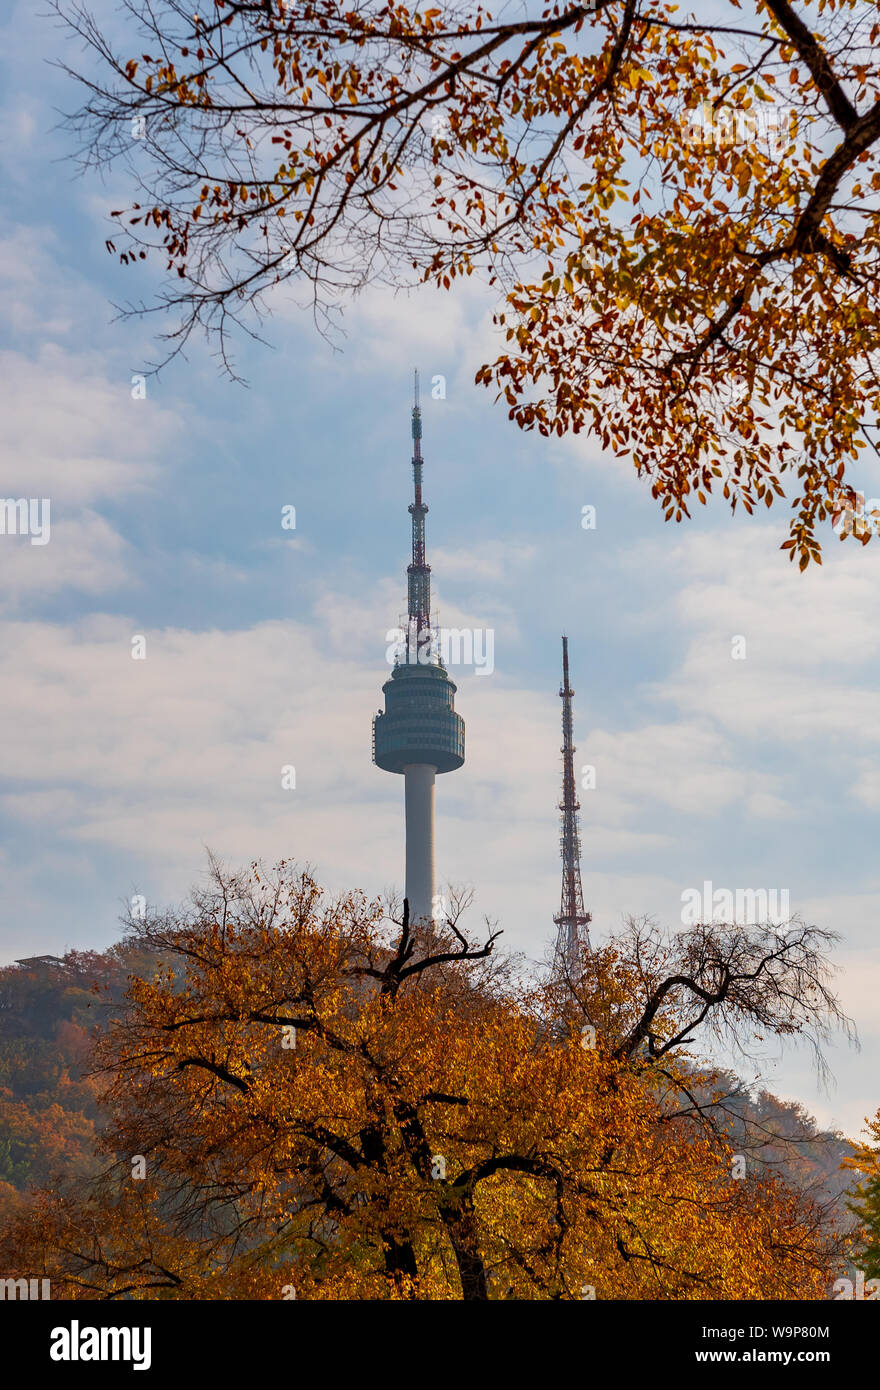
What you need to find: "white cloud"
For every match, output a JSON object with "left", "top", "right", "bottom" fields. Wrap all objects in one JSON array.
[
  {"left": 615, "top": 528, "right": 880, "bottom": 795},
  {"left": 0, "top": 601, "right": 664, "bottom": 962},
  {"left": 582, "top": 720, "right": 755, "bottom": 821},
  {"left": 299, "top": 276, "right": 506, "bottom": 403},
  {"left": 431, "top": 541, "right": 537, "bottom": 585},
  {"left": 0, "top": 343, "right": 177, "bottom": 504},
  {"left": 0, "top": 228, "right": 78, "bottom": 338},
  {"left": 0, "top": 511, "right": 132, "bottom": 610}
]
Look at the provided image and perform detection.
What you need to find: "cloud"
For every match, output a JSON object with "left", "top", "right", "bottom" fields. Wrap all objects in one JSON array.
[
  {"left": 0, "top": 511, "right": 132, "bottom": 611},
  {"left": 617, "top": 528, "right": 880, "bottom": 802},
  {"left": 582, "top": 720, "right": 754, "bottom": 822},
  {"left": 0, "top": 596, "right": 668, "bottom": 967},
  {"left": 0, "top": 343, "right": 178, "bottom": 505},
  {"left": 0, "top": 228, "right": 79, "bottom": 338},
  {"left": 295, "top": 276, "right": 506, "bottom": 402},
  {"left": 431, "top": 541, "right": 537, "bottom": 585}
]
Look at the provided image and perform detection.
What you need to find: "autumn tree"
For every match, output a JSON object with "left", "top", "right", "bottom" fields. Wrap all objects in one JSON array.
[
  {"left": 0, "top": 858, "right": 855, "bottom": 1299},
  {"left": 54, "top": 0, "right": 880, "bottom": 565},
  {"left": 844, "top": 1106, "right": 880, "bottom": 1281},
  {"left": 0, "top": 953, "right": 137, "bottom": 1196}
]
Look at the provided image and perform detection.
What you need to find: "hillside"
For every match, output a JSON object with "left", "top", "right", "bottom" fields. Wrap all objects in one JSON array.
[
  {"left": 0, "top": 946, "right": 860, "bottom": 1231},
  {"left": 0, "top": 946, "right": 154, "bottom": 1219}
]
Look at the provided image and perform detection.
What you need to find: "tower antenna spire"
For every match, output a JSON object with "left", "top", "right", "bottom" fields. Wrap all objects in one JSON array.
[
  {"left": 553, "top": 635, "right": 591, "bottom": 980},
  {"left": 408, "top": 366, "right": 429, "bottom": 638}
]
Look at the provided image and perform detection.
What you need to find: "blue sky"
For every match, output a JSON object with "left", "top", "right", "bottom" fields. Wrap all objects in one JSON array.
[{"left": 1, "top": 0, "right": 879, "bottom": 1141}]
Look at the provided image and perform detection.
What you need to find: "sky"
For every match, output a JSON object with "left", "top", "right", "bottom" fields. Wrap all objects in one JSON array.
[{"left": 1, "top": 0, "right": 879, "bottom": 1142}]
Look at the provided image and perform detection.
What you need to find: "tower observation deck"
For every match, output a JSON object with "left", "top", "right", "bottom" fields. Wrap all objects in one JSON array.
[{"left": 372, "top": 373, "right": 465, "bottom": 923}]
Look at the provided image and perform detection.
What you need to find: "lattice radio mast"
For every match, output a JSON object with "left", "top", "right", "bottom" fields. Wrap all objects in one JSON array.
[{"left": 553, "top": 635, "right": 591, "bottom": 977}]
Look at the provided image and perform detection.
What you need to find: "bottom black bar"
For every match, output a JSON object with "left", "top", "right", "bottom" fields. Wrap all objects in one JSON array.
[{"left": 3, "top": 1298, "right": 873, "bottom": 1378}]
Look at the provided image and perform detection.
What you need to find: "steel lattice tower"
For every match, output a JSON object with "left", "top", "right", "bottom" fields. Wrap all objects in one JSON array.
[
  {"left": 553, "top": 635, "right": 591, "bottom": 977},
  {"left": 372, "top": 373, "right": 465, "bottom": 924}
]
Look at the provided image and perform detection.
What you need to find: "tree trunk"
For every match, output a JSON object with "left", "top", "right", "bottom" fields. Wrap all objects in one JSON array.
[
  {"left": 443, "top": 1199, "right": 489, "bottom": 1299},
  {"left": 383, "top": 1234, "right": 419, "bottom": 1296}
]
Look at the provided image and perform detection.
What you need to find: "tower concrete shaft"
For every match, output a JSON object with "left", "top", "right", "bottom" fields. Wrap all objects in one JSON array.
[
  {"left": 404, "top": 763, "right": 436, "bottom": 924},
  {"left": 372, "top": 373, "right": 465, "bottom": 925},
  {"left": 553, "top": 635, "right": 591, "bottom": 978}
]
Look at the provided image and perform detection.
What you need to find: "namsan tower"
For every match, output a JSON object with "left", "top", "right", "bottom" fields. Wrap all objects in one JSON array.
[
  {"left": 372, "top": 373, "right": 465, "bottom": 924},
  {"left": 553, "top": 635, "right": 592, "bottom": 978}
]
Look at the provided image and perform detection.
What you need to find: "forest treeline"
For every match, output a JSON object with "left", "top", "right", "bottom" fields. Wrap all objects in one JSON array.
[
  {"left": 0, "top": 947, "right": 858, "bottom": 1215},
  {"left": 0, "top": 945, "right": 856, "bottom": 1217},
  {"left": 0, "top": 864, "right": 874, "bottom": 1298},
  {"left": 0, "top": 944, "right": 155, "bottom": 1217}
]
